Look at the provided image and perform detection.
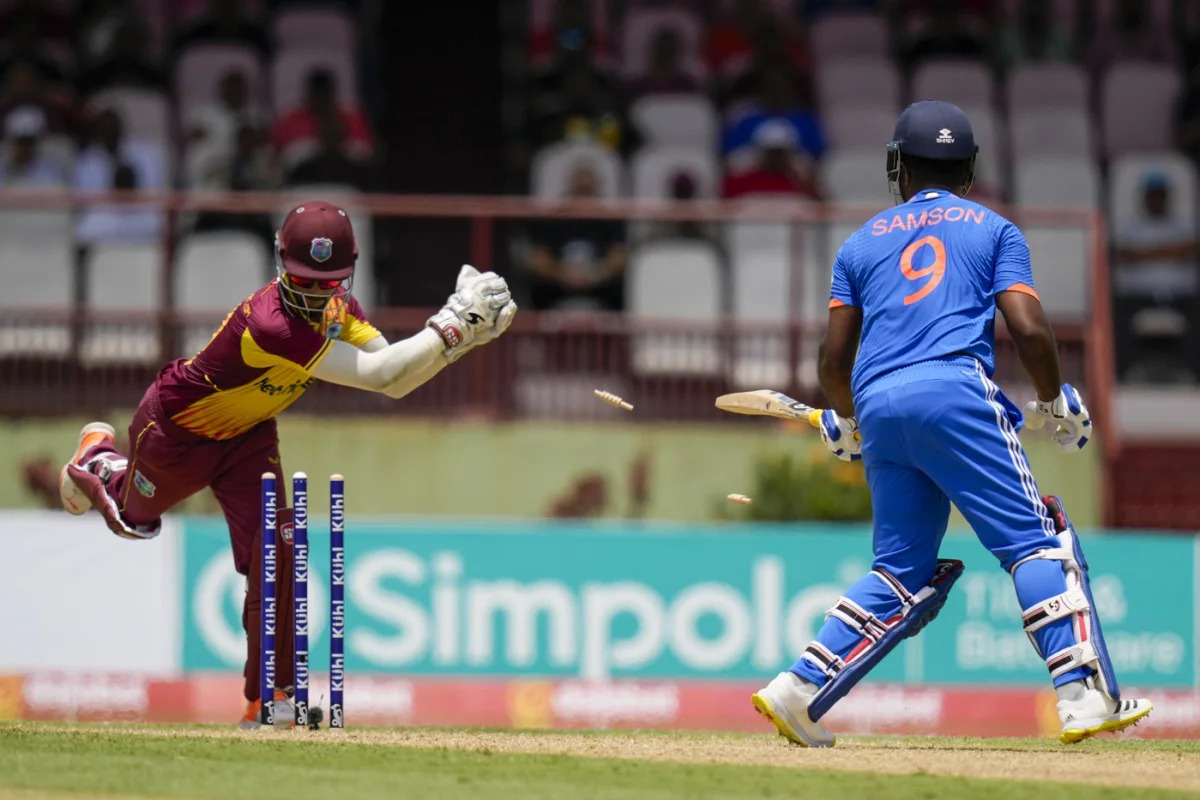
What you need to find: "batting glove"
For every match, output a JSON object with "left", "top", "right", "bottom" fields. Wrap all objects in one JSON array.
[
  {"left": 1023, "top": 383, "right": 1091, "bottom": 452},
  {"left": 819, "top": 410, "right": 862, "bottom": 462}
]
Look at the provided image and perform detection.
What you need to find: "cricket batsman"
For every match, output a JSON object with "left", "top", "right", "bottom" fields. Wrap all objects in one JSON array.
[
  {"left": 751, "top": 101, "right": 1153, "bottom": 746},
  {"left": 58, "top": 200, "right": 517, "bottom": 727}
]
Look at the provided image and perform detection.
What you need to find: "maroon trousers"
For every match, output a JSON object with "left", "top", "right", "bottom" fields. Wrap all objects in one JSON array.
[{"left": 93, "top": 387, "right": 293, "bottom": 702}]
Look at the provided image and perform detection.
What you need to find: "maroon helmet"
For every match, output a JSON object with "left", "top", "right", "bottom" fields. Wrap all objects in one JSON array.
[
  {"left": 274, "top": 201, "right": 358, "bottom": 326},
  {"left": 276, "top": 201, "right": 358, "bottom": 281}
]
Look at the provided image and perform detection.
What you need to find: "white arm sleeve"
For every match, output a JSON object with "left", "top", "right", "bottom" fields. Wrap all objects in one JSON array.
[
  {"left": 310, "top": 328, "right": 448, "bottom": 395},
  {"left": 359, "top": 334, "right": 389, "bottom": 353}
]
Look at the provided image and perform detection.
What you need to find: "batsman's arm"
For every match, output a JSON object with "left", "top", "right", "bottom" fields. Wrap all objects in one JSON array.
[
  {"left": 310, "top": 328, "right": 449, "bottom": 396},
  {"left": 996, "top": 289, "right": 1061, "bottom": 402},
  {"left": 818, "top": 304, "right": 862, "bottom": 419}
]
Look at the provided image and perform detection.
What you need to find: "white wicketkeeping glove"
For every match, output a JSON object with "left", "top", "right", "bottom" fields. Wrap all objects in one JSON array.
[
  {"left": 426, "top": 267, "right": 514, "bottom": 363},
  {"left": 1023, "top": 383, "right": 1092, "bottom": 452},
  {"left": 819, "top": 409, "right": 862, "bottom": 462}
]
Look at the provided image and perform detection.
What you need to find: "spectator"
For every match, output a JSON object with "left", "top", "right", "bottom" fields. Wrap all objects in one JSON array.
[
  {"left": 194, "top": 123, "right": 277, "bottom": 247},
  {"left": 900, "top": 0, "right": 989, "bottom": 70},
  {"left": 171, "top": 0, "right": 270, "bottom": 59},
  {"left": 627, "top": 27, "right": 700, "bottom": 98},
  {"left": 185, "top": 69, "right": 264, "bottom": 187},
  {"left": 285, "top": 116, "right": 373, "bottom": 190},
  {"left": 707, "top": 0, "right": 809, "bottom": 79},
  {"left": 77, "top": 0, "right": 138, "bottom": 68},
  {"left": 721, "top": 69, "right": 825, "bottom": 165},
  {"left": 0, "top": 10, "right": 71, "bottom": 84},
  {"left": 526, "top": 61, "right": 634, "bottom": 153},
  {"left": 1088, "top": 0, "right": 1175, "bottom": 74},
  {"left": 721, "top": 119, "right": 820, "bottom": 199},
  {"left": 272, "top": 68, "right": 373, "bottom": 168},
  {"left": 0, "top": 61, "right": 81, "bottom": 136},
  {"left": 74, "top": 108, "right": 164, "bottom": 244},
  {"left": 79, "top": 21, "right": 168, "bottom": 95},
  {"left": 525, "top": 164, "right": 628, "bottom": 311},
  {"left": 0, "top": 106, "right": 66, "bottom": 188},
  {"left": 643, "top": 172, "right": 719, "bottom": 244},
  {"left": 1000, "top": 0, "right": 1075, "bottom": 67},
  {"left": 1112, "top": 172, "right": 1200, "bottom": 381},
  {"left": 526, "top": 0, "right": 612, "bottom": 71}
]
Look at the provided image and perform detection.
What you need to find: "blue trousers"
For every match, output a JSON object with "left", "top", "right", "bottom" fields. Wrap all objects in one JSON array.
[{"left": 792, "top": 358, "right": 1089, "bottom": 688}]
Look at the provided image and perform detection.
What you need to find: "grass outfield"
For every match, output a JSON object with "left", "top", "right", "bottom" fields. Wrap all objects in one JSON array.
[{"left": 1, "top": 724, "right": 1198, "bottom": 800}]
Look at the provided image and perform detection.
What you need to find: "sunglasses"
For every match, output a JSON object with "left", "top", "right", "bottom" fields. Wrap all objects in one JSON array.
[{"left": 288, "top": 275, "right": 343, "bottom": 290}]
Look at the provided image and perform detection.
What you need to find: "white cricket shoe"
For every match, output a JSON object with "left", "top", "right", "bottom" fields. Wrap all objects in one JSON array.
[
  {"left": 1058, "top": 688, "right": 1153, "bottom": 744},
  {"left": 59, "top": 422, "right": 116, "bottom": 515},
  {"left": 751, "top": 671, "right": 836, "bottom": 747}
]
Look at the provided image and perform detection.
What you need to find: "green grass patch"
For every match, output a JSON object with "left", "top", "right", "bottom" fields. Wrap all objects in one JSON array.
[{"left": 0, "top": 724, "right": 1194, "bottom": 800}]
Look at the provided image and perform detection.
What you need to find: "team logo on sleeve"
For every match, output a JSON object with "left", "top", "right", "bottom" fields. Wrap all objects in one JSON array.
[
  {"left": 310, "top": 238, "right": 333, "bottom": 262},
  {"left": 133, "top": 470, "right": 156, "bottom": 498}
]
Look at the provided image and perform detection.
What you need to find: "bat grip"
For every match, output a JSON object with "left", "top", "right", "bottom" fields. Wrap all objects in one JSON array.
[{"left": 807, "top": 409, "right": 822, "bottom": 429}]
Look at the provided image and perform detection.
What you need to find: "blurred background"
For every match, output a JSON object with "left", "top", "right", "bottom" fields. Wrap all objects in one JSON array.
[{"left": 0, "top": 0, "right": 1196, "bottom": 737}]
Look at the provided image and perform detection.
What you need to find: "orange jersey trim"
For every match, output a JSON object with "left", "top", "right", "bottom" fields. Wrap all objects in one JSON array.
[
  {"left": 1004, "top": 283, "right": 1040, "bottom": 300},
  {"left": 829, "top": 298, "right": 849, "bottom": 309}
]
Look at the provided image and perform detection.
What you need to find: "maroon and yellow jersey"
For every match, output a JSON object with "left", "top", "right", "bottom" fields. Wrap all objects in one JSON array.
[{"left": 156, "top": 281, "right": 381, "bottom": 440}]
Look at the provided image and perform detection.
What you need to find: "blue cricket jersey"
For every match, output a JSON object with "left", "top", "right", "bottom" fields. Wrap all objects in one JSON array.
[{"left": 829, "top": 189, "right": 1038, "bottom": 397}]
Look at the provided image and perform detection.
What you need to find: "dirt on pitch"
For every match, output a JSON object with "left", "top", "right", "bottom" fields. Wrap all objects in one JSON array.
[{"left": 100, "top": 726, "right": 1200, "bottom": 793}]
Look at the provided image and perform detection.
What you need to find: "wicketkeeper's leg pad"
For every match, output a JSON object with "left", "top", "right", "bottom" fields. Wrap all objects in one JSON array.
[
  {"left": 803, "top": 558, "right": 964, "bottom": 721},
  {"left": 1011, "top": 495, "right": 1121, "bottom": 701}
]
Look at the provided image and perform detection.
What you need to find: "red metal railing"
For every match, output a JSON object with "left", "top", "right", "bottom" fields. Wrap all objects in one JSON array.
[{"left": 0, "top": 189, "right": 1112, "bottom": 507}]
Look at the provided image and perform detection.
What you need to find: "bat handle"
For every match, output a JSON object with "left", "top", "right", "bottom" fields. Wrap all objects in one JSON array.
[{"left": 807, "top": 409, "right": 822, "bottom": 429}]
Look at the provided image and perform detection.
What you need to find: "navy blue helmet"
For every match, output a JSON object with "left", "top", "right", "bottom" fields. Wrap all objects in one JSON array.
[{"left": 886, "top": 100, "right": 979, "bottom": 200}]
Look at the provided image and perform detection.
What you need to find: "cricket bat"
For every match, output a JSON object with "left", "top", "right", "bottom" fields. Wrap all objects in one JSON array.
[{"left": 715, "top": 390, "right": 823, "bottom": 429}]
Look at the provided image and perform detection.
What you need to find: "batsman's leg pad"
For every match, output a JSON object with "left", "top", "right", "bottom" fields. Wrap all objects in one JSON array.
[
  {"left": 805, "top": 558, "right": 964, "bottom": 721},
  {"left": 1011, "top": 495, "right": 1120, "bottom": 700}
]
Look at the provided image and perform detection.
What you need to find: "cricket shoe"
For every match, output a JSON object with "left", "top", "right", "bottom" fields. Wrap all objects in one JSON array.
[
  {"left": 1058, "top": 688, "right": 1153, "bottom": 744},
  {"left": 751, "top": 671, "right": 836, "bottom": 747},
  {"left": 239, "top": 691, "right": 295, "bottom": 730},
  {"left": 59, "top": 422, "right": 116, "bottom": 514}
]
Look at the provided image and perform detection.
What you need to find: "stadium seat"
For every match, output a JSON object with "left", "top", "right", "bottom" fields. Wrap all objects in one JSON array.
[
  {"left": 629, "top": 94, "right": 718, "bottom": 150},
  {"left": 727, "top": 207, "right": 793, "bottom": 386},
  {"left": 1010, "top": 108, "right": 1095, "bottom": 162},
  {"left": 272, "top": 49, "right": 358, "bottom": 114},
  {"left": 80, "top": 243, "right": 162, "bottom": 365},
  {"left": 174, "top": 43, "right": 266, "bottom": 111},
  {"left": 1007, "top": 63, "right": 1088, "bottom": 112},
  {"left": 822, "top": 148, "right": 891, "bottom": 204},
  {"left": 1024, "top": 227, "right": 1090, "bottom": 319},
  {"left": 85, "top": 87, "right": 172, "bottom": 147},
  {"left": 627, "top": 240, "right": 722, "bottom": 375},
  {"left": 956, "top": 105, "right": 1003, "bottom": 198},
  {"left": 630, "top": 145, "right": 718, "bottom": 199},
  {"left": 1014, "top": 156, "right": 1101, "bottom": 208},
  {"left": 810, "top": 12, "right": 888, "bottom": 64},
  {"left": 530, "top": 141, "right": 624, "bottom": 199},
  {"left": 817, "top": 58, "right": 901, "bottom": 113},
  {"left": 823, "top": 107, "right": 896, "bottom": 151},
  {"left": 174, "top": 232, "right": 271, "bottom": 356},
  {"left": 1102, "top": 63, "right": 1180, "bottom": 158},
  {"left": 620, "top": 6, "right": 707, "bottom": 81},
  {"left": 911, "top": 59, "right": 994, "bottom": 110},
  {"left": 0, "top": 211, "right": 74, "bottom": 356},
  {"left": 1108, "top": 152, "right": 1198, "bottom": 230},
  {"left": 272, "top": 8, "right": 357, "bottom": 52}
]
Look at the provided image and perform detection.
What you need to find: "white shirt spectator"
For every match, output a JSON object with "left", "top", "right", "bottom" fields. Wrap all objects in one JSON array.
[
  {"left": 74, "top": 137, "right": 166, "bottom": 244},
  {"left": 0, "top": 106, "right": 66, "bottom": 189},
  {"left": 1115, "top": 217, "right": 1199, "bottom": 299}
]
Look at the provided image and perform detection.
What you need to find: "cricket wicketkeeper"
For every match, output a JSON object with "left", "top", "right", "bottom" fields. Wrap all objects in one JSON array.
[{"left": 59, "top": 200, "right": 517, "bottom": 727}]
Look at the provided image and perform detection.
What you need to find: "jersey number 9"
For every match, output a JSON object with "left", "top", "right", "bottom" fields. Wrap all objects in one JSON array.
[{"left": 900, "top": 235, "right": 946, "bottom": 306}]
